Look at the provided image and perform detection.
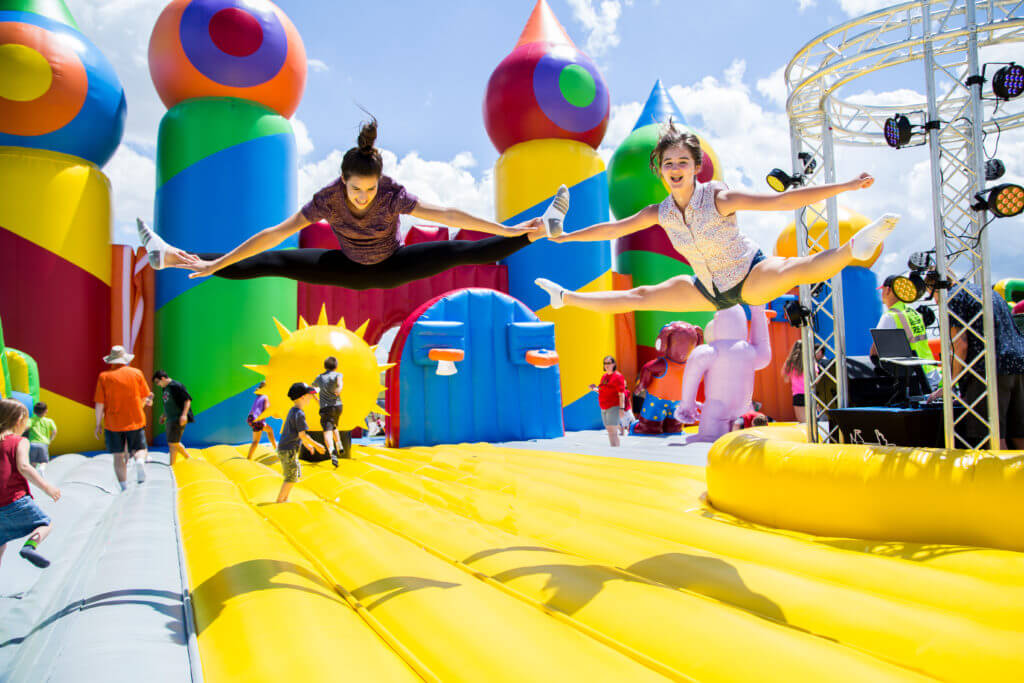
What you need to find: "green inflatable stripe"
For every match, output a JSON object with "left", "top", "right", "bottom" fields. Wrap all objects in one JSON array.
[
  {"left": 155, "top": 276, "right": 296, "bottom": 414},
  {"left": 617, "top": 250, "right": 713, "bottom": 342},
  {"left": 0, "top": 314, "right": 10, "bottom": 398},
  {"left": 0, "top": 0, "right": 78, "bottom": 28},
  {"left": 157, "top": 98, "right": 294, "bottom": 187}
]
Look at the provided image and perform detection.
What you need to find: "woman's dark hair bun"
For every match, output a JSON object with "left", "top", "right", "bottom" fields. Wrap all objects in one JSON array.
[
  {"left": 357, "top": 117, "right": 378, "bottom": 153},
  {"left": 341, "top": 114, "right": 384, "bottom": 180}
]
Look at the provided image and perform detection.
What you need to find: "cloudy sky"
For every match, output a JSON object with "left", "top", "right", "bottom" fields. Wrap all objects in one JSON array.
[{"left": 70, "top": 0, "right": 1023, "bottom": 281}]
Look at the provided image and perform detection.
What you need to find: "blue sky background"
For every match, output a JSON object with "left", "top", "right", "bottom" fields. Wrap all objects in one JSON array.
[{"left": 69, "top": 0, "right": 1023, "bottom": 281}]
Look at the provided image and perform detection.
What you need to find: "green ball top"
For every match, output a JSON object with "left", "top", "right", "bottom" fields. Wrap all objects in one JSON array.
[{"left": 559, "top": 64, "right": 596, "bottom": 108}]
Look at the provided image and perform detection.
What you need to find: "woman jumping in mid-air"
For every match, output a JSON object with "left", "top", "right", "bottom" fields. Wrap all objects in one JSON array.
[
  {"left": 138, "top": 118, "right": 568, "bottom": 288},
  {"left": 535, "top": 122, "right": 898, "bottom": 314}
]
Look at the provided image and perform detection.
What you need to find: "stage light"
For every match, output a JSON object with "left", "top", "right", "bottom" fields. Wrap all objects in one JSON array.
[
  {"left": 974, "top": 183, "right": 1024, "bottom": 218},
  {"left": 891, "top": 274, "right": 924, "bottom": 303},
  {"left": 767, "top": 169, "right": 793, "bottom": 192},
  {"left": 992, "top": 63, "right": 1024, "bottom": 100},
  {"left": 883, "top": 115, "right": 912, "bottom": 148},
  {"left": 784, "top": 299, "right": 812, "bottom": 328},
  {"left": 985, "top": 158, "right": 1006, "bottom": 181},
  {"left": 765, "top": 153, "right": 817, "bottom": 192}
]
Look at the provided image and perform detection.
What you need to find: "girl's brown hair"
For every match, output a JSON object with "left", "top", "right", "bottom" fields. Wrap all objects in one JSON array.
[
  {"left": 649, "top": 120, "right": 703, "bottom": 175},
  {"left": 0, "top": 399, "right": 29, "bottom": 434},
  {"left": 782, "top": 340, "right": 804, "bottom": 378}
]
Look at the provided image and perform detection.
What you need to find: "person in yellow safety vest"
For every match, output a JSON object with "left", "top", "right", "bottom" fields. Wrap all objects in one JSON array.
[{"left": 870, "top": 275, "right": 941, "bottom": 390}]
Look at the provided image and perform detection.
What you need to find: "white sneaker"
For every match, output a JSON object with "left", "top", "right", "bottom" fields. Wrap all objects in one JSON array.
[
  {"left": 541, "top": 185, "right": 570, "bottom": 237},
  {"left": 136, "top": 218, "right": 169, "bottom": 270},
  {"left": 535, "top": 278, "right": 566, "bottom": 309},
  {"left": 850, "top": 213, "right": 899, "bottom": 260}
]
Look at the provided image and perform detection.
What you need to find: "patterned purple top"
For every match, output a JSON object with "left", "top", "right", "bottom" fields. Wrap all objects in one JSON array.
[
  {"left": 301, "top": 175, "right": 419, "bottom": 265},
  {"left": 248, "top": 394, "right": 268, "bottom": 422}
]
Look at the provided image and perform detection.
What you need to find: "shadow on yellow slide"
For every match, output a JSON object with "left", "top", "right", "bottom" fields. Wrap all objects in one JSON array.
[{"left": 175, "top": 434, "right": 1024, "bottom": 682}]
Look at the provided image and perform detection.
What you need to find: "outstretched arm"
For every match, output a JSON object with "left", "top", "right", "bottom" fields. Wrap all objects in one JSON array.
[
  {"left": 549, "top": 205, "right": 658, "bottom": 243},
  {"left": 410, "top": 201, "right": 544, "bottom": 239},
  {"left": 747, "top": 304, "right": 773, "bottom": 370},
  {"left": 187, "top": 211, "right": 310, "bottom": 278},
  {"left": 715, "top": 173, "right": 874, "bottom": 215}
]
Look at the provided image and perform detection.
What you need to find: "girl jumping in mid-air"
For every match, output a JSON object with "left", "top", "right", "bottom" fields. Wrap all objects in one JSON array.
[
  {"left": 138, "top": 118, "right": 568, "bottom": 288},
  {"left": 535, "top": 122, "right": 898, "bottom": 314}
]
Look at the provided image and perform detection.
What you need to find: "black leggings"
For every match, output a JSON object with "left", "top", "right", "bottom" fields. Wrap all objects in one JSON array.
[{"left": 199, "top": 234, "right": 530, "bottom": 290}]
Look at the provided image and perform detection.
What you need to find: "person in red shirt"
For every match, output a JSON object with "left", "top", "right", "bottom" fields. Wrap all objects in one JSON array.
[
  {"left": 94, "top": 346, "right": 153, "bottom": 491},
  {"left": 731, "top": 411, "right": 770, "bottom": 431},
  {"left": 0, "top": 399, "right": 61, "bottom": 569},
  {"left": 590, "top": 356, "right": 627, "bottom": 447}
]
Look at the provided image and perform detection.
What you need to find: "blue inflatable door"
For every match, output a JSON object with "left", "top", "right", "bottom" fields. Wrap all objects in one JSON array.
[{"left": 386, "top": 288, "right": 564, "bottom": 447}]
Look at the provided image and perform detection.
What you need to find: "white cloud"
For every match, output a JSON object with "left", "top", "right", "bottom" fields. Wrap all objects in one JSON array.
[
  {"left": 797, "top": 0, "right": 816, "bottom": 11},
  {"left": 838, "top": 0, "right": 898, "bottom": 16},
  {"left": 567, "top": 0, "right": 633, "bottom": 57},
  {"left": 105, "top": 142, "right": 156, "bottom": 246},
  {"left": 756, "top": 64, "right": 788, "bottom": 108},
  {"left": 597, "top": 100, "right": 643, "bottom": 163},
  {"left": 292, "top": 118, "right": 315, "bottom": 158},
  {"left": 307, "top": 58, "right": 329, "bottom": 73}
]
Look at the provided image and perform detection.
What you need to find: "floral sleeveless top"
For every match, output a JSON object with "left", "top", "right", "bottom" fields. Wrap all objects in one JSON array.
[{"left": 658, "top": 180, "right": 760, "bottom": 292}]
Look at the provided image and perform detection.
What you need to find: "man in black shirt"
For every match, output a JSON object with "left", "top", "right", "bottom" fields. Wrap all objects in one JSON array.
[{"left": 153, "top": 370, "right": 194, "bottom": 464}]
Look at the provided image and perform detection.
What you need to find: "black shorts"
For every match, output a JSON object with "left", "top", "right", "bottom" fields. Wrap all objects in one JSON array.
[
  {"left": 105, "top": 428, "right": 147, "bottom": 454},
  {"left": 319, "top": 405, "right": 342, "bottom": 431},
  {"left": 792, "top": 393, "right": 806, "bottom": 407},
  {"left": 249, "top": 419, "right": 266, "bottom": 432},
  {"left": 694, "top": 250, "right": 766, "bottom": 310},
  {"left": 166, "top": 420, "right": 186, "bottom": 444}
]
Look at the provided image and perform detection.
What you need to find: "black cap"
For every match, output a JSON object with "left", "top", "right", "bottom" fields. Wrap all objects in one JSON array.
[
  {"left": 287, "top": 382, "right": 316, "bottom": 401},
  {"left": 880, "top": 275, "right": 900, "bottom": 289}
]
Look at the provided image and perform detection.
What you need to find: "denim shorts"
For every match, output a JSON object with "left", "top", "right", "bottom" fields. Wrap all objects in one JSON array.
[
  {"left": 29, "top": 442, "right": 50, "bottom": 464},
  {"left": 694, "top": 250, "right": 766, "bottom": 310},
  {"left": 0, "top": 496, "right": 51, "bottom": 546}
]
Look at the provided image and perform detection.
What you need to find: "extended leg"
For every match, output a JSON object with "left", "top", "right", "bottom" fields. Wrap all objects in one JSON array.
[
  {"left": 741, "top": 214, "right": 900, "bottom": 305},
  {"left": 537, "top": 274, "right": 716, "bottom": 314}
]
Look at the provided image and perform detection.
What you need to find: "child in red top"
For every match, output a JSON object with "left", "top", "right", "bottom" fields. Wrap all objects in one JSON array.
[
  {"left": 590, "top": 356, "right": 627, "bottom": 447},
  {"left": 0, "top": 399, "right": 61, "bottom": 569}
]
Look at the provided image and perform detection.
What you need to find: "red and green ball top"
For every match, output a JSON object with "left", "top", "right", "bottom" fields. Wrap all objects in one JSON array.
[
  {"left": 149, "top": 0, "right": 306, "bottom": 118},
  {"left": 484, "top": 0, "right": 609, "bottom": 153}
]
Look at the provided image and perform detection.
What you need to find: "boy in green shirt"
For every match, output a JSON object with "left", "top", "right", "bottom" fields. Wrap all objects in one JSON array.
[{"left": 26, "top": 403, "right": 57, "bottom": 473}]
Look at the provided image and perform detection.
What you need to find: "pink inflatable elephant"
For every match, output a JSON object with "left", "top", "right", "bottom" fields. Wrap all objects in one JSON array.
[{"left": 676, "top": 304, "right": 772, "bottom": 443}]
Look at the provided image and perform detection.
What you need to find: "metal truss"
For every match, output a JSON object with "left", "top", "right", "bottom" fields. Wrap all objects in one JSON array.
[{"left": 783, "top": 1, "right": 1024, "bottom": 447}]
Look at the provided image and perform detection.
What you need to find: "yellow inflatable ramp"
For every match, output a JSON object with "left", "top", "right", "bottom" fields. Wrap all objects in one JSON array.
[
  {"left": 174, "top": 457, "right": 420, "bottom": 682},
  {"left": 175, "top": 440, "right": 1024, "bottom": 682}
]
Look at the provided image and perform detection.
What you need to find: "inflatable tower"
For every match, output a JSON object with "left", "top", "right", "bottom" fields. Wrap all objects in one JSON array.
[
  {"left": 0, "top": 0, "right": 125, "bottom": 453},
  {"left": 149, "top": 0, "right": 306, "bottom": 445},
  {"left": 484, "top": 0, "right": 616, "bottom": 429},
  {"left": 610, "top": 80, "right": 722, "bottom": 367}
]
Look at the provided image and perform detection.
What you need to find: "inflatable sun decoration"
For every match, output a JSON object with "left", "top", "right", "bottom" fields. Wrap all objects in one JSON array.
[{"left": 245, "top": 305, "right": 391, "bottom": 431}]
